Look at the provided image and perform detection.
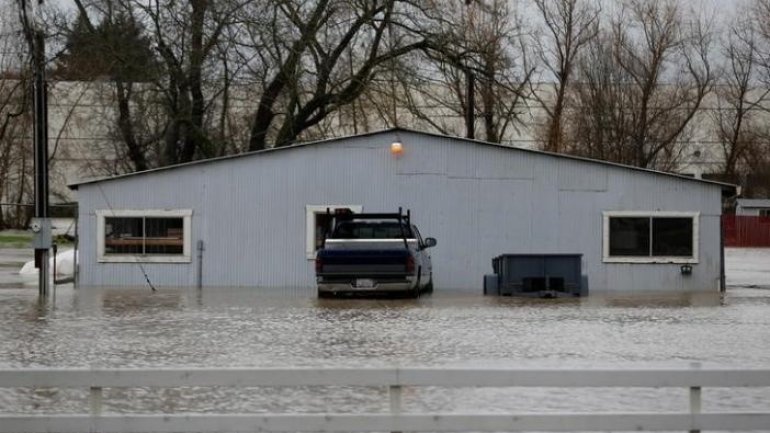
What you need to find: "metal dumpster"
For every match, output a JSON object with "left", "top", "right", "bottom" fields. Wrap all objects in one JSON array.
[{"left": 489, "top": 254, "right": 583, "bottom": 297}]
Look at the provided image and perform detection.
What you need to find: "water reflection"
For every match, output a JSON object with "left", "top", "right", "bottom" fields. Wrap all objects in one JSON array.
[
  {"left": 585, "top": 291, "right": 725, "bottom": 308},
  {"left": 101, "top": 290, "right": 185, "bottom": 313}
]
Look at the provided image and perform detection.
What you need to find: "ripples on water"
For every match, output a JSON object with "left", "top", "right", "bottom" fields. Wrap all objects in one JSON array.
[{"left": 1, "top": 282, "right": 769, "bottom": 416}]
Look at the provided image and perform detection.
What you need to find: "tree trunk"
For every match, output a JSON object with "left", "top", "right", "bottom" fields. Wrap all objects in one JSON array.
[
  {"left": 546, "top": 80, "right": 567, "bottom": 153},
  {"left": 182, "top": 0, "right": 208, "bottom": 162},
  {"left": 115, "top": 81, "right": 148, "bottom": 171}
]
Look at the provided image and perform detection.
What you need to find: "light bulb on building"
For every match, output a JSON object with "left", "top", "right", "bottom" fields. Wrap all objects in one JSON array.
[{"left": 391, "top": 141, "right": 404, "bottom": 157}]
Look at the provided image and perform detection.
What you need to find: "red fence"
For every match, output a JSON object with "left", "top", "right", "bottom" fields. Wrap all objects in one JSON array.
[{"left": 723, "top": 215, "right": 770, "bottom": 247}]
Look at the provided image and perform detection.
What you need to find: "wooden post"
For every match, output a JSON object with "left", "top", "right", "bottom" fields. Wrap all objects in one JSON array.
[
  {"left": 389, "top": 385, "right": 402, "bottom": 433},
  {"left": 90, "top": 386, "right": 102, "bottom": 416},
  {"left": 689, "top": 386, "right": 701, "bottom": 433},
  {"left": 689, "top": 361, "right": 702, "bottom": 433}
]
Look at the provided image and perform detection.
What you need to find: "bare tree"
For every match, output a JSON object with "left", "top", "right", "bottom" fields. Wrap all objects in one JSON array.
[
  {"left": 134, "top": 0, "right": 245, "bottom": 163},
  {"left": 68, "top": 0, "right": 160, "bottom": 171},
  {"left": 397, "top": 0, "right": 534, "bottom": 144},
  {"left": 566, "top": 0, "right": 714, "bottom": 170},
  {"left": 0, "top": 0, "right": 32, "bottom": 228},
  {"left": 240, "top": 0, "right": 437, "bottom": 150},
  {"left": 754, "top": 0, "right": 770, "bottom": 80},
  {"left": 533, "top": 0, "right": 599, "bottom": 152},
  {"left": 735, "top": 0, "right": 770, "bottom": 197},
  {"left": 68, "top": 0, "right": 245, "bottom": 168},
  {"left": 713, "top": 16, "right": 769, "bottom": 182},
  {"left": 567, "top": 32, "right": 634, "bottom": 163},
  {"left": 614, "top": 0, "right": 713, "bottom": 169},
  {"left": 472, "top": 0, "right": 535, "bottom": 143}
]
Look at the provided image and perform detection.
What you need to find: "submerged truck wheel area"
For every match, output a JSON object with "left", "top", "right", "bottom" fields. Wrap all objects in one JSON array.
[{"left": 314, "top": 208, "right": 436, "bottom": 298}]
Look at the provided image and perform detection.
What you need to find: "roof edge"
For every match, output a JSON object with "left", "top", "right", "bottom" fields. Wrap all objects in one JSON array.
[
  {"left": 68, "top": 127, "right": 736, "bottom": 191},
  {"left": 68, "top": 128, "right": 406, "bottom": 190}
]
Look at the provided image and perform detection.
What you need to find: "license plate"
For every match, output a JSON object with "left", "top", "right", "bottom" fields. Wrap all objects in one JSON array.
[{"left": 355, "top": 278, "right": 375, "bottom": 288}]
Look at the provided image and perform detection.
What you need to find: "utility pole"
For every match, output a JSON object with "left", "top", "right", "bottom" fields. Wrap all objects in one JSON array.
[{"left": 27, "top": 0, "right": 51, "bottom": 297}]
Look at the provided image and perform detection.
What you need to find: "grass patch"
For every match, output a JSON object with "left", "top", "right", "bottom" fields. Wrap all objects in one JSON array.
[
  {"left": 0, "top": 231, "right": 32, "bottom": 248},
  {"left": 0, "top": 230, "right": 74, "bottom": 248}
]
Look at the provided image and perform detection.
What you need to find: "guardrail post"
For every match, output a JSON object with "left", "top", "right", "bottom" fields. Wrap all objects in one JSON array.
[
  {"left": 689, "top": 386, "right": 701, "bottom": 433},
  {"left": 689, "top": 362, "right": 701, "bottom": 433},
  {"left": 389, "top": 385, "right": 402, "bottom": 433},
  {"left": 90, "top": 386, "right": 102, "bottom": 416}
]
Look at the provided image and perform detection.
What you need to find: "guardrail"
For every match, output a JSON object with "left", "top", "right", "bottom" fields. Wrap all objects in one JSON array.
[{"left": 1, "top": 366, "right": 769, "bottom": 432}]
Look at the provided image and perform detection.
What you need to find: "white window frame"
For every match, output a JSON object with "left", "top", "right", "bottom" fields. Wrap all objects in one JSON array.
[
  {"left": 305, "top": 204, "right": 362, "bottom": 259},
  {"left": 602, "top": 211, "right": 699, "bottom": 264},
  {"left": 96, "top": 209, "right": 193, "bottom": 263}
]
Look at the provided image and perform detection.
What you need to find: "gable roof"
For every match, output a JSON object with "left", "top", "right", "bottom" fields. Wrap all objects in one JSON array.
[{"left": 69, "top": 127, "right": 735, "bottom": 191}]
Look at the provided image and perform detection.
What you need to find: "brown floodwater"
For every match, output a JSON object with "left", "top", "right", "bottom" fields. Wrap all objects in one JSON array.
[{"left": 0, "top": 251, "right": 768, "bottom": 417}]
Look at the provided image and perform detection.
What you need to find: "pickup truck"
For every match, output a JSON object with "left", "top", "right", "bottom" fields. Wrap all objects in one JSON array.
[{"left": 315, "top": 209, "right": 437, "bottom": 298}]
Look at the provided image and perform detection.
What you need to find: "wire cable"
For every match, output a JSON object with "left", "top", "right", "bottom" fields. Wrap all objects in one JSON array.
[{"left": 95, "top": 183, "right": 156, "bottom": 292}]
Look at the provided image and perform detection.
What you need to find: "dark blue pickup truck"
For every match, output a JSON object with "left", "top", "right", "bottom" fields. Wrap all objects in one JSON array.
[{"left": 315, "top": 209, "right": 437, "bottom": 297}]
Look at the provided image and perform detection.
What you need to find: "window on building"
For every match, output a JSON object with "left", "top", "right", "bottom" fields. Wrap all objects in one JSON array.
[
  {"left": 329, "top": 222, "right": 413, "bottom": 240},
  {"left": 759, "top": 209, "right": 770, "bottom": 218},
  {"left": 603, "top": 212, "right": 698, "bottom": 263},
  {"left": 97, "top": 210, "right": 192, "bottom": 263},
  {"left": 305, "top": 205, "right": 362, "bottom": 258}
]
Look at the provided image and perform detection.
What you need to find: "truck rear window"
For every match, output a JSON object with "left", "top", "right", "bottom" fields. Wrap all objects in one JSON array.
[{"left": 331, "top": 222, "right": 414, "bottom": 239}]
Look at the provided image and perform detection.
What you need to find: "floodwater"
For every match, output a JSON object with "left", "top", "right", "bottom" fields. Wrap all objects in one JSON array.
[{"left": 0, "top": 248, "right": 769, "bottom": 418}]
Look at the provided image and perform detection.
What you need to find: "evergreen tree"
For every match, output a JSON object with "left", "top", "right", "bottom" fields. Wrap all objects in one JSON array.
[{"left": 56, "top": 13, "right": 158, "bottom": 82}]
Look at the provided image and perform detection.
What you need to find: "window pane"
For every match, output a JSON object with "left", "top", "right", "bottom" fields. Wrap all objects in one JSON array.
[
  {"left": 375, "top": 223, "right": 412, "bottom": 239},
  {"left": 104, "top": 217, "right": 144, "bottom": 254},
  {"left": 331, "top": 222, "right": 413, "bottom": 239},
  {"left": 609, "top": 217, "right": 650, "bottom": 256},
  {"left": 144, "top": 217, "right": 184, "bottom": 255},
  {"left": 652, "top": 217, "right": 693, "bottom": 256}
]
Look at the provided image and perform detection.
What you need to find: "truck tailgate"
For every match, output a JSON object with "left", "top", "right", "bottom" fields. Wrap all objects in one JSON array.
[{"left": 317, "top": 249, "right": 411, "bottom": 275}]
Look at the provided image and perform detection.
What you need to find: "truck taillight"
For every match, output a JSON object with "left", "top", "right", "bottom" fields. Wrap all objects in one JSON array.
[
  {"left": 406, "top": 255, "right": 415, "bottom": 274},
  {"left": 315, "top": 257, "right": 323, "bottom": 273}
]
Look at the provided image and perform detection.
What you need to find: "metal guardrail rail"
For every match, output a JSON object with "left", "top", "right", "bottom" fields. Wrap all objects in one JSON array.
[{"left": 1, "top": 367, "right": 769, "bottom": 432}]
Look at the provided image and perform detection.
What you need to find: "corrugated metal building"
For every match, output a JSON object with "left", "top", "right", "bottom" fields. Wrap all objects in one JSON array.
[
  {"left": 736, "top": 199, "right": 770, "bottom": 217},
  {"left": 70, "top": 129, "right": 732, "bottom": 293}
]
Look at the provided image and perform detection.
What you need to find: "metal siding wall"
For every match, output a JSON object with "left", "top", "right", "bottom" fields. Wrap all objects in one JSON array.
[
  {"left": 77, "top": 131, "right": 724, "bottom": 292},
  {"left": 78, "top": 169, "right": 205, "bottom": 287},
  {"left": 585, "top": 169, "right": 722, "bottom": 292},
  {"left": 557, "top": 160, "right": 608, "bottom": 192}
]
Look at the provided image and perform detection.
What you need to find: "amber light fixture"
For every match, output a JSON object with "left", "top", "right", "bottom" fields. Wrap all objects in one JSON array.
[{"left": 390, "top": 141, "right": 404, "bottom": 157}]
